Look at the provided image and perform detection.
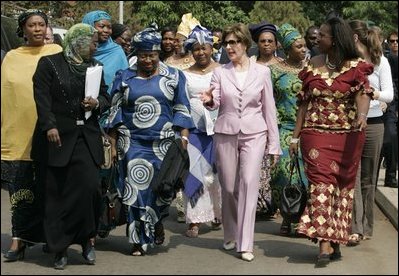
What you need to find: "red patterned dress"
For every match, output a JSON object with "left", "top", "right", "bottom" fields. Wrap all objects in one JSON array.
[{"left": 296, "top": 59, "right": 373, "bottom": 244}]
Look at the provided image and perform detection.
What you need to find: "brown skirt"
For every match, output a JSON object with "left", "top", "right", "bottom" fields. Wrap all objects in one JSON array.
[{"left": 296, "top": 129, "right": 365, "bottom": 244}]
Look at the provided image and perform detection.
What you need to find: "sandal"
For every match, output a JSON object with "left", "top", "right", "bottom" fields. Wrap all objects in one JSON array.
[
  {"left": 185, "top": 224, "right": 199, "bottom": 238},
  {"left": 154, "top": 222, "right": 165, "bottom": 245},
  {"left": 347, "top": 233, "right": 362, "bottom": 246},
  {"left": 131, "top": 244, "right": 145, "bottom": 256}
]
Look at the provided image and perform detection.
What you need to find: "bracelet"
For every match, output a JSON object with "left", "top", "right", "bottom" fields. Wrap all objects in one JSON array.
[
  {"left": 359, "top": 112, "right": 367, "bottom": 117},
  {"left": 181, "top": 136, "right": 189, "bottom": 143},
  {"left": 290, "top": 138, "right": 300, "bottom": 144}
]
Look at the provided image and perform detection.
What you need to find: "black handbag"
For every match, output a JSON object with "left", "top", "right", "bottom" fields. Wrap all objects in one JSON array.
[
  {"left": 280, "top": 154, "right": 307, "bottom": 223},
  {"left": 98, "top": 162, "right": 127, "bottom": 238}
]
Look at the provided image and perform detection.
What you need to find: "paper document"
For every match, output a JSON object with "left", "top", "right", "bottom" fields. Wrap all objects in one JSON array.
[{"left": 84, "top": 65, "right": 103, "bottom": 119}]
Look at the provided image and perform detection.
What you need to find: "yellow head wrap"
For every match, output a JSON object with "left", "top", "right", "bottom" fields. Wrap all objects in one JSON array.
[{"left": 177, "top": 13, "right": 200, "bottom": 38}]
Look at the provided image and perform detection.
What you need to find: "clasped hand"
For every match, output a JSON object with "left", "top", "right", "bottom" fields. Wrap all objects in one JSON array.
[{"left": 81, "top": 96, "right": 98, "bottom": 111}]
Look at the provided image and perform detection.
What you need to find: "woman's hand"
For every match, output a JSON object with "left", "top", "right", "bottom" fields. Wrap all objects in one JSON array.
[
  {"left": 47, "top": 128, "right": 62, "bottom": 147},
  {"left": 199, "top": 86, "right": 215, "bottom": 105},
  {"left": 289, "top": 143, "right": 298, "bottom": 157},
  {"left": 355, "top": 113, "right": 368, "bottom": 131},
  {"left": 270, "top": 154, "right": 280, "bottom": 169},
  {"left": 82, "top": 96, "right": 99, "bottom": 111}
]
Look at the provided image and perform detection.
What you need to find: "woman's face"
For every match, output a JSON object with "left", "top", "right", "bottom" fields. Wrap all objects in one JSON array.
[
  {"left": 161, "top": 31, "right": 176, "bottom": 54},
  {"left": 257, "top": 32, "right": 277, "bottom": 58},
  {"left": 23, "top": 15, "right": 47, "bottom": 46},
  {"left": 224, "top": 33, "right": 247, "bottom": 62},
  {"left": 115, "top": 29, "right": 132, "bottom": 54},
  {"left": 287, "top": 38, "right": 307, "bottom": 62},
  {"left": 192, "top": 43, "right": 213, "bottom": 67},
  {"left": 137, "top": 50, "right": 160, "bottom": 75},
  {"left": 89, "top": 33, "right": 99, "bottom": 58},
  {"left": 94, "top": 19, "right": 112, "bottom": 43},
  {"left": 174, "top": 33, "right": 186, "bottom": 54},
  {"left": 317, "top": 24, "right": 333, "bottom": 54}
]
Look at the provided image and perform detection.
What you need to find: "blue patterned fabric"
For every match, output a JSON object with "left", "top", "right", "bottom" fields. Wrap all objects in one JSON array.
[
  {"left": 132, "top": 23, "right": 162, "bottom": 51},
  {"left": 105, "top": 62, "right": 194, "bottom": 247},
  {"left": 184, "top": 25, "right": 213, "bottom": 52},
  {"left": 82, "top": 10, "right": 128, "bottom": 93}
]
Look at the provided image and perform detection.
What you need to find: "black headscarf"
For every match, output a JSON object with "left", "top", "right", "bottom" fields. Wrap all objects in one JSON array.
[{"left": 16, "top": 9, "right": 48, "bottom": 37}]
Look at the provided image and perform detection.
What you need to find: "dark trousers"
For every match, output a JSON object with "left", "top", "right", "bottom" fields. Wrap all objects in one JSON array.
[
  {"left": 380, "top": 119, "right": 398, "bottom": 185},
  {"left": 1, "top": 160, "right": 44, "bottom": 243}
]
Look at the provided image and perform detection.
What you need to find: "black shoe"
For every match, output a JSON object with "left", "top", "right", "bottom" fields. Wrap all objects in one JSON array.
[
  {"left": 54, "top": 251, "right": 68, "bottom": 270},
  {"left": 315, "top": 254, "right": 330, "bottom": 267},
  {"left": 82, "top": 240, "right": 96, "bottom": 265},
  {"left": 3, "top": 244, "right": 26, "bottom": 262}
]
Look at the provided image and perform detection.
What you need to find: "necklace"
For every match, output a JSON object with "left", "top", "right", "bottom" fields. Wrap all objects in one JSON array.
[
  {"left": 284, "top": 59, "right": 303, "bottom": 69},
  {"left": 325, "top": 54, "right": 336, "bottom": 70}
]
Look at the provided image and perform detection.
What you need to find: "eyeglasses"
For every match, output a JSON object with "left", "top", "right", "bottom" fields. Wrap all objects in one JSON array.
[
  {"left": 222, "top": 39, "right": 241, "bottom": 47},
  {"left": 389, "top": 39, "right": 398, "bottom": 43},
  {"left": 259, "top": 39, "right": 275, "bottom": 44}
]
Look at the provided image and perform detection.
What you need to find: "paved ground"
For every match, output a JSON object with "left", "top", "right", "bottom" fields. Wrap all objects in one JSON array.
[{"left": 1, "top": 181, "right": 398, "bottom": 275}]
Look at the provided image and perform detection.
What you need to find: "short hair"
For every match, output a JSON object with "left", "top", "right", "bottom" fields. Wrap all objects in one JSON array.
[
  {"left": 388, "top": 30, "right": 398, "bottom": 38},
  {"left": 212, "top": 27, "right": 223, "bottom": 34},
  {"left": 161, "top": 26, "right": 176, "bottom": 38},
  {"left": 222, "top": 23, "right": 252, "bottom": 52}
]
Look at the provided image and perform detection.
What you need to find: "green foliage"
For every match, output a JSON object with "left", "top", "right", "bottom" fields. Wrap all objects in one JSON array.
[
  {"left": 343, "top": 1, "right": 398, "bottom": 35},
  {"left": 1, "top": 1, "right": 397, "bottom": 37},
  {"left": 249, "top": 1, "right": 312, "bottom": 35},
  {"left": 299, "top": 1, "right": 351, "bottom": 26}
]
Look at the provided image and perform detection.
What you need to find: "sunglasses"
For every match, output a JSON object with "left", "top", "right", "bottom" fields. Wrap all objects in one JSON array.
[
  {"left": 222, "top": 39, "right": 241, "bottom": 47},
  {"left": 389, "top": 39, "right": 398, "bottom": 43}
]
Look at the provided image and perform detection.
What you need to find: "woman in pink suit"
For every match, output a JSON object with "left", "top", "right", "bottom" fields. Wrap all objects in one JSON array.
[{"left": 200, "top": 23, "right": 281, "bottom": 262}]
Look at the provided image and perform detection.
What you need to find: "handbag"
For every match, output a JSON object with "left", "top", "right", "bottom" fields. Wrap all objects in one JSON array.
[
  {"left": 98, "top": 162, "right": 127, "bottom": 238},
  {"left": 100, "top": 126, "right": 112, "bottom": 170},
  {"left": 280, "top": 154, "right": 307, "bottom": 223}
]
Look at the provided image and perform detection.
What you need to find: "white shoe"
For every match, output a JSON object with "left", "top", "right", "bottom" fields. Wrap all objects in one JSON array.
[
  {"left": 241, "top": 252, "right": 254, "bottom": 262},
  {"left": 223, "top": 241, "right": 236, "bottom": 251}
]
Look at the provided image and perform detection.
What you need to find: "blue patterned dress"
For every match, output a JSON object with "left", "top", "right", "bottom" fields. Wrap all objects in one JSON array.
[
  {"left": 106, "top": 62, "right": 194, "bottom": 249},
  {"left": 269, "top": 61, "right": 308, "bottom": 214}
]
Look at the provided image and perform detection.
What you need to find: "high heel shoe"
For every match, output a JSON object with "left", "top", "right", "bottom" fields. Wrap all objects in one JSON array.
[{"left": 4, "top": 243, "right": 26, "bottom": 262}]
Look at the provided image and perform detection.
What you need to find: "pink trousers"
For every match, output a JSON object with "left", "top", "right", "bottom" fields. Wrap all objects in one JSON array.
[{"left": 214, "top": 131, "right": 266, "bottom": 252}]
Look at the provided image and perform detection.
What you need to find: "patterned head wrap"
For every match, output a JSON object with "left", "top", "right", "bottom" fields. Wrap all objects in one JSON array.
[
  {"left": 184, "top": 25, "right": 213, "bottom": 51},
  {"left": 63, "top": 23, "right": 97, "bottom": 65},
  {"left": 277, "top": 23, "right": 302, "bottom": 53},
  {"left": 82, "top": 10, "right": 111, "bottom": 27},
  {"left": 16, "top": 9, "right": 48, "bottom": 37},
  {"left": 177, "top": 13, "right": 200, "bottom": 38},
  {"left": 132, "top": 23, "right": 162, "bottom": 51},
  {"left": 248, "top": 21, "right": 277, "bottom": 43}
]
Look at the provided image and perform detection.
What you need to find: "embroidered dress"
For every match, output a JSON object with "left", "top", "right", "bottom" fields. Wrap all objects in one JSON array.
[
  {"left": 106, "top": 62, "right": 194, "bottom": 249},
  {"left": 295, "top": 58, "right": 373, "bottom": 244},
  {"left": 268, "top": 62, "right": 308, "bottom": 216},
  {"left": 183, "top": 71, "right": 222, "bottom": 223}
]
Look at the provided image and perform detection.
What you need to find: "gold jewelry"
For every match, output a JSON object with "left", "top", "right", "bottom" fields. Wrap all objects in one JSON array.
[{"left": 290, "top": 137, "right": 300, "bottom": 144}]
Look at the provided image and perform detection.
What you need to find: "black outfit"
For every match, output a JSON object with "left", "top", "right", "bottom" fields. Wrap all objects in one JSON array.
[
  {"left": 380, "top": 54, "right": 398, "bottom": 187},
  {"left": 32, "top": 52, "right": 110, "bottom": 253}
]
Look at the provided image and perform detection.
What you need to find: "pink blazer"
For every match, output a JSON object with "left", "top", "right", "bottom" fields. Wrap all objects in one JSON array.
[{"left": 207, "top": 59, "right": 281, "bottom": 155}]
